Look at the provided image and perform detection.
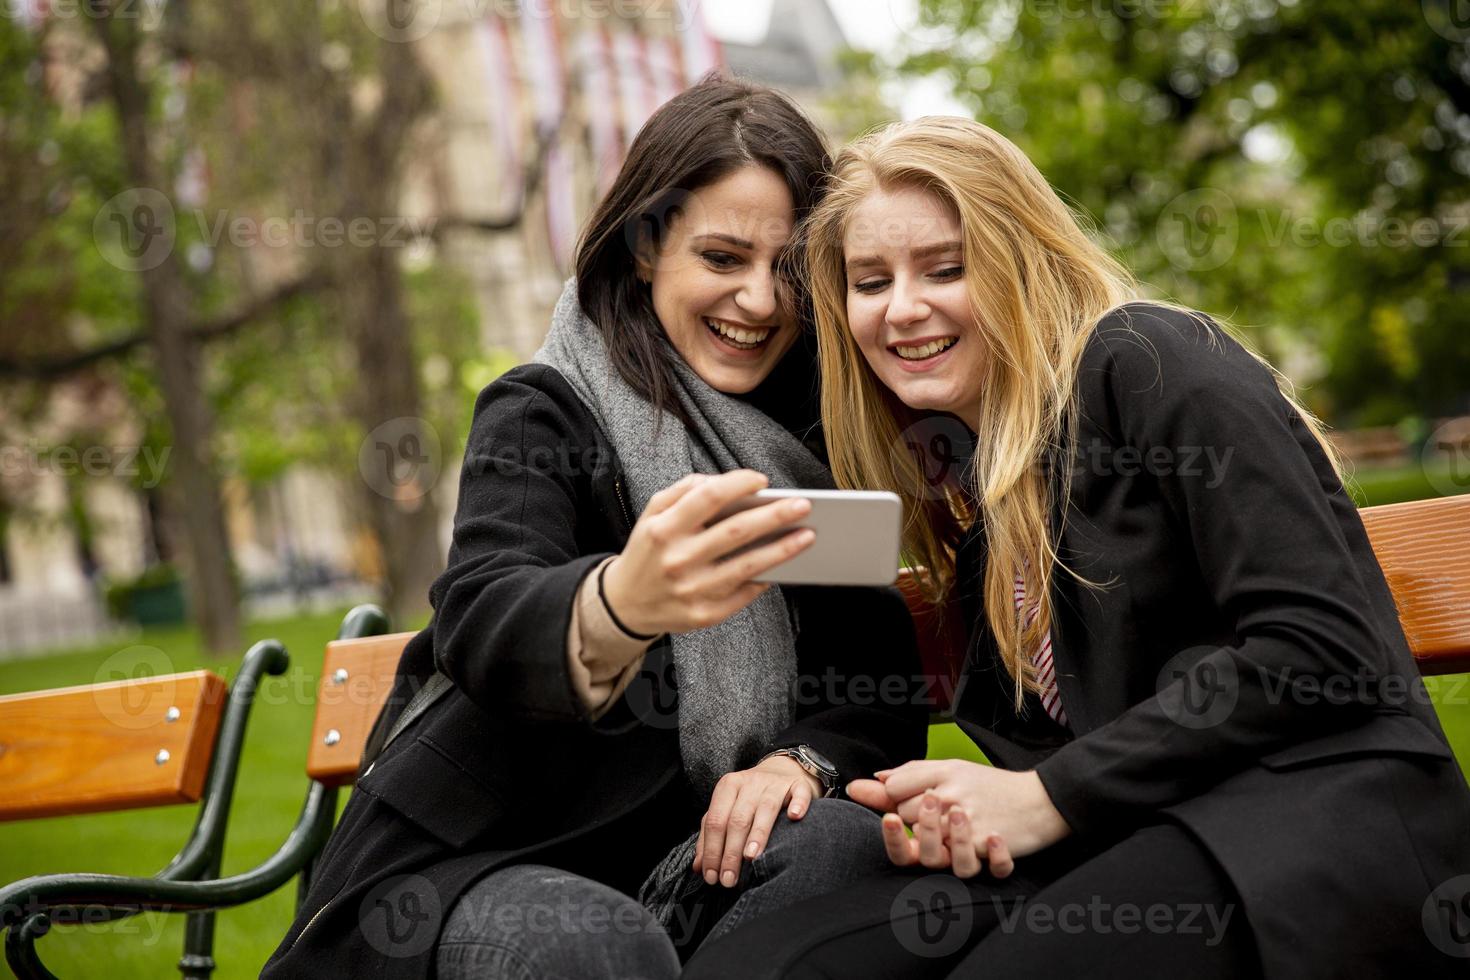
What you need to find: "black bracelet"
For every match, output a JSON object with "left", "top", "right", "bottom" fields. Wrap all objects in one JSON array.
[{"left": 597, "top": 561, "right": 659, "bottom": 641}]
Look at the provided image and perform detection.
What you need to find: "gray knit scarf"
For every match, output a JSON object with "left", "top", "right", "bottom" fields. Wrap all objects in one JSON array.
[{"left": 533, "top": 278, "right": 833, "bottom": 925}]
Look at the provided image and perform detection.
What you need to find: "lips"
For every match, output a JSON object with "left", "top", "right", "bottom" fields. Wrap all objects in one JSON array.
[
  {"left": 890, "top": 336, "right": 959, "bottom": 361},
  {"left": 705, "top": 317, "right": 776, "bottom": 352}
]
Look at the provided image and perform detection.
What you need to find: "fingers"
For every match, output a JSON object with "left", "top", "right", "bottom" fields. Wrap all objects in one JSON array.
[
  {"left": 699, "top": 777, "right": 740, "bottom": 886},
  {"left": 664, "top": 469, "right": 770, "bottom": 531},
  {"left": 786, "top": 774, "right": 814, "bottom": 820},
  {"left": 845, "top": 779, "right": 897, "bottom": 813},
  {"left": 743, "top": 793, "right": 787, "bottom": 861},
  {"left": 985, "top": 833, "right": 1015, "bottom": 879},
  {"left": 717, "top": 792, "right": 757, "bottom": 888},
  {"left": 881, "top": 813, "right": 919, "bottom": 866},
  {"left": 683, "top": 495, "right": 811, "bottom": 568},
  {"left": 645, "top": 473, "right": 707, "bottom": 517},
  {"left": 880, "top": 760, "right": 952, "bottom": 803},
  {"left": 948, "top": 808, "right": 982, "bottom": 879},
  {"left": 693, "top": 526, "right": 816, "bottom": 595},
  {"left": 916, "top": 791, "right": 951, "bottom": 869}
]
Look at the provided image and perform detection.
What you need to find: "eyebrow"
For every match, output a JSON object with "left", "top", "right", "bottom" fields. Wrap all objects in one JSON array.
[
  {"left": 845, "top": 240, "right": 963, "bottom": 271},
  {"left": 694, "top": 232, "right": 755, "bottom": 250}
]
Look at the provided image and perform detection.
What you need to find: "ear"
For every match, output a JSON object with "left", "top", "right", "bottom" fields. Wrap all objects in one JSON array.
[{"left": 632, "top": 217, "right": 658, "bottom": 285}]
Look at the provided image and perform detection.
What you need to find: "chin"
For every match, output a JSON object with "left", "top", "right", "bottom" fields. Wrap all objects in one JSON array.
[
  {"left": 700, "top": 364, "right": 768, "bottom": 395},
  {"left": 881, "top": 379, "right": 955, "bottom": 413}
]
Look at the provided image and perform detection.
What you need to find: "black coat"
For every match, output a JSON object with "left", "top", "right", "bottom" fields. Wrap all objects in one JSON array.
[
  {"left": 261, "top": 363, "right": 928, "bottom": 979},
  {"left": 953, "top": 304, "right": 1470, "bottom": 977}
]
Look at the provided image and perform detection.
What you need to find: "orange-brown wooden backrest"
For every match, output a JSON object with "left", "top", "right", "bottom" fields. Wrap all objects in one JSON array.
[
  {"left": 306, "top": 632, "right": 416, "bottom": 787},
  {"left": 0, "top": 671, "right": 227, "bottom": 821},
  {"left": 1360, "top": 494, "right": 1470, "bottom": 675}
]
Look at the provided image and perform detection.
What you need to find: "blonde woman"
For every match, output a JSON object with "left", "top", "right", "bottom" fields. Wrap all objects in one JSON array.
[{"left": 684, "top": 116, "right": 1470, "bottom": 978}]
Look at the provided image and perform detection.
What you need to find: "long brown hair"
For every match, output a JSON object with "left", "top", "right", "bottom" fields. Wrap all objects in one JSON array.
[{"left": 574, "top": 74, "right": 831, "bottom": 427}]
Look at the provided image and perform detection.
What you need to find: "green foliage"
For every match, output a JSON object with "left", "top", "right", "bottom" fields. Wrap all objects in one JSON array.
[{"left": 878, "top": 0, "right": 1470, "bottom": 425}]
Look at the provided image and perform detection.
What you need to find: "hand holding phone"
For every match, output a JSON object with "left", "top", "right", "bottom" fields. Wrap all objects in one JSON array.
[
  {"left": 707, "top": 489, "right": 903, "bottom": 587},
  {"left": 601, "top": 471, "right": 819, "bottom": 636}
]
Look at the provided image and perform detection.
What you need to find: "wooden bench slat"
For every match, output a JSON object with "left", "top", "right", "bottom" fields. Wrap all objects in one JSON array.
[
  {"left": 1360, "top": 495, "right": 1470, "bottom": 675},
  {"left": 0, "top": 671, "right": 227, "bottom": 821},
  {"left": 306, "top": 633, "right": 417, "bottom": 787}
]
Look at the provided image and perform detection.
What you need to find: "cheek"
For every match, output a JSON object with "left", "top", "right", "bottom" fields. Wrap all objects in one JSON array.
[{"left": 846, "top": 299, "right": 881, "bottom": 352}]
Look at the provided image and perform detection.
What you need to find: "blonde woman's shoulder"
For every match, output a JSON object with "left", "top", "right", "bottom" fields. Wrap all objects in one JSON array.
[{"left": 1083, "top": 301, "right": 1269, "bottom": 395}]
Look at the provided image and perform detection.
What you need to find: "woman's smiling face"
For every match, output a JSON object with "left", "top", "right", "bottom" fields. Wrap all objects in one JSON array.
[
  {"left": 638, "top": 165, "right": 802, "bottom": 394},
  {"left": 842, "top": 185, "right": 986, "bottom": 423}
]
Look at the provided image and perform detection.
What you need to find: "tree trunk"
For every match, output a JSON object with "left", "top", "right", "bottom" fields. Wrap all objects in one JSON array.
[
  {"left": 93, "top": 8, "right": 241, "bottom": 654},
  {"left": 315, "top": 11, "right": 445, "bottom": 629}
]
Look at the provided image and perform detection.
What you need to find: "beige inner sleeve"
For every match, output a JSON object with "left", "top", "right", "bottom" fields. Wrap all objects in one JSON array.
[{"left": 566, "top": 556, "right": 659, "bottom": 720}]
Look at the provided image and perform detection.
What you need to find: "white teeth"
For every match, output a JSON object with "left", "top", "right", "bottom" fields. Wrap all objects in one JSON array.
[
  {"left": 706, "top": 319, "right": 773, "bottom": 348},
  {"left": 894, "top": 337, "right": 957, "bottom": 360}
]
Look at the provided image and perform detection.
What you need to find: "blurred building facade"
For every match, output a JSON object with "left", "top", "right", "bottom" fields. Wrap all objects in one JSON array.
[{"left": 0, "top": 0, "right": 853, "bottom": 655}]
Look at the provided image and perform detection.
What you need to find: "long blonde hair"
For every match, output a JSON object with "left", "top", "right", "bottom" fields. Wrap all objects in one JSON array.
[{"left": 805, "top": 117, "right": 1338, "bottom": 708}]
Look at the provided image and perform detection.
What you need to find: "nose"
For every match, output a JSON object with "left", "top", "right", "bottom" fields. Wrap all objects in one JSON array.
[
  {"left": 886, "top": 275, "right": 929, "bottom": 328},
  {"left": 735, "top": 265, "right": 779, "bottom": 323}
]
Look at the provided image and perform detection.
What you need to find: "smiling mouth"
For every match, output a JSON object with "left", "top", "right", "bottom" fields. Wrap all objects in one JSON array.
[
  {"left": 705, "top": 317, "right": 776, "bottom": 352},
  {"left": 891, "top": 337, "right": 958, "bottom": 361}
]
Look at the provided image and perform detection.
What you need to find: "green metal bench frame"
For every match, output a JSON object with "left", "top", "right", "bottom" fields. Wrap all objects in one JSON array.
[{"left": 0, "top": 605, "right": 390, "bottom": 980}]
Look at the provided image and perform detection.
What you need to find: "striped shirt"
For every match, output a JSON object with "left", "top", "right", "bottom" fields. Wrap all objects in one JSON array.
[{"left": 1014, "top": 572, "right": 1068, "bottom": 727}]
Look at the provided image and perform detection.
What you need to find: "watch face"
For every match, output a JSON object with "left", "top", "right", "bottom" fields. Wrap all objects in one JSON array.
[{"left": 803, "top": 746, "right": 837, "bottom": 775}]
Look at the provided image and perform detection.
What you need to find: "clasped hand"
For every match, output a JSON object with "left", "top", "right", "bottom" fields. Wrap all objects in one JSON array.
[{"left": 846, "top": 760, "right": 1071, "bottom": 879}]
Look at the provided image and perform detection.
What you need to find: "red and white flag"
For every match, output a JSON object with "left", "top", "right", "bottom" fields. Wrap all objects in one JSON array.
[
  {"left": 678, "top": 0, "right": 724, "bottom": 84},
  {"left": 610, "top": 28, "right": 656, "bottom": 148},
  {"left": 576, "top": 26, "right": 623, "bottom": 196},
  {"left": 645, "top": 33, "right": 683, "bottom": 110},
  {"left": 473, "top": 13, "right": 527, "bottom": 214},
  {"left": 518, "top": 6, "right": 575, "bottom": 271}
]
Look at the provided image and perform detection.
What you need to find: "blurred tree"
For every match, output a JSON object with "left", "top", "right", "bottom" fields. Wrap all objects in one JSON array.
[
  {"left": 880, "top": 0, "right": 1470, "bottom": 424},
  {"left": 1, "top": 2, "right": 525, "bottom": 637}
]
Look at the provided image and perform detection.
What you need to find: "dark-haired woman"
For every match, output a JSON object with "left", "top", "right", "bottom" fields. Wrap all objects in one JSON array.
[{"left": 261, "top": 76, "right": 926, "bottom": 980}]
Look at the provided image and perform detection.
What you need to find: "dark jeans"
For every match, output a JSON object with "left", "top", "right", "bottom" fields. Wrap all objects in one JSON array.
[
  {"left": 435, "top": 798, "right": 889, "bottom": 980},
  {"left": 682, "top": 822, "right": 1260, "bottom": 980}
]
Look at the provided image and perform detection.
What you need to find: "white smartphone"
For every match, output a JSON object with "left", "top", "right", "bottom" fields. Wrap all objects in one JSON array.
[{"left": 708, "top": 488, "right": 903, "bottom": 587}]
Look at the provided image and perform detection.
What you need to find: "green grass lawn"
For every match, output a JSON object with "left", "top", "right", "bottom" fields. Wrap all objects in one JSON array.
[
  {"left": 1349, "top": 462, "right": 1470, "bottom": 506},
  {"left": 4, "top": 585, "right": 1470, "bottom": 978},
  {"left": 0, "top": 608, "right": 396, "bottom": 979}
]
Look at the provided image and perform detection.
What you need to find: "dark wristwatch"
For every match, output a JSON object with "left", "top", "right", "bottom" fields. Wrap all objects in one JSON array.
[{"left": 763, "top": 745, "right": 840, "bottom": 798}]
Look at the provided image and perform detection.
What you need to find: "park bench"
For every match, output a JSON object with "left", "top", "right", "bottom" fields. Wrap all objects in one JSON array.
[{"left": 1, "top": 493, "right": 1468, "bottom": 978}]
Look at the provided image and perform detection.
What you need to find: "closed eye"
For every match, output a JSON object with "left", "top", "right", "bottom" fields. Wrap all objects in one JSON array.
[
  {"left": 852, "top": 277, "right": 891, "bottom": 294},
  {"left": 702, "top": 251, "right": 741, "bottom": 270}
]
